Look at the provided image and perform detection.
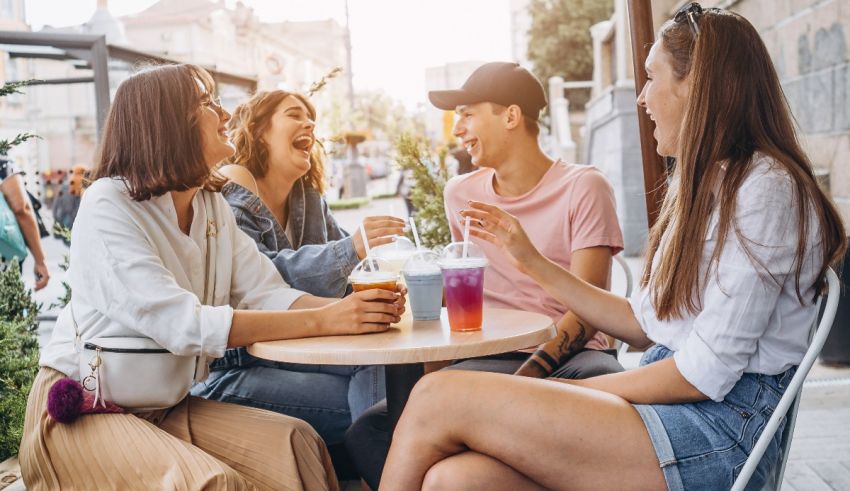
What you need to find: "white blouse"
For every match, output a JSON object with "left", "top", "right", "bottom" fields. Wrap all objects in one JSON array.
[
  {"left": 629, "top": 154, "right": 823, "bottom": 401},
  {"left": 41, "top": 178, "right": 306, "bottom": 380}
]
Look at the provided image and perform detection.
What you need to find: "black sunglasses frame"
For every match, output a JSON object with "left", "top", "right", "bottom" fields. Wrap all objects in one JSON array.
[{"left": 673, "top": 2, "right": 721, "bottom": 36}]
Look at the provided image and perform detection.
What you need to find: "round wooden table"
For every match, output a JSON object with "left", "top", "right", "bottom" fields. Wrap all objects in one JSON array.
[{"left": 249, "top": 307, "right": 556, "bottom": 427}]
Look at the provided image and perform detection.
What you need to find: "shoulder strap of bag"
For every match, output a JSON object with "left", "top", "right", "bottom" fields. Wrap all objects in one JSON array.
[{"left": 194, "top": 191, "right": 218, "bottom": 382}]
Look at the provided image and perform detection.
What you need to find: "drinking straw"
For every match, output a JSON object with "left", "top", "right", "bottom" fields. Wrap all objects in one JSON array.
[
  {"left": 360, "top": 223, "right": 377, "bottom": 269},
  {"left": 462, "top": 216, "right": 471, "bottom": 258},
  {"left": 409, "top": 216, "right": 422, "bottom": 249}
]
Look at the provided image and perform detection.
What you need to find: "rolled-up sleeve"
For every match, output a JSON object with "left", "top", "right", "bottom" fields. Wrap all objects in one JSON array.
[
  {"left": 81, "top": 196, "right": 234, "bottom": 359},
  {"left": 673, "top": 169, "right": 800, "bottom": 401}
]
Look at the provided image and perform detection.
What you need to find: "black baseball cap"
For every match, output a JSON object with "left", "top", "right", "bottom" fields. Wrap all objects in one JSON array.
[{"left": 428, "top": 62, "right": 547, "bottom": 120}]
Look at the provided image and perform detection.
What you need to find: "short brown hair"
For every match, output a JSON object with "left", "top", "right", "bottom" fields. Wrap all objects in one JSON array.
[
  {"left": 228, "top": 90, "right": 327, "bottom": 195},
  {"left": 92, "top": 64, "right": 219, "bottom": 201},
  {"left": 490, "top": 103, "right": 540, "bottom": 137}
]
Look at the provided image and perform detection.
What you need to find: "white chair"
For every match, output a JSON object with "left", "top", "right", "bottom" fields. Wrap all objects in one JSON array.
[
  {"left": 610, "top": 255, "right": 637, "bottom": 359},
  {"left": 731, "top": 267, "right": 840, "bottom": 491},
  {"left": 613, "top": 254, "right": 634, "bottom": 299},
  {"left": 609, "top": 256, "right": 636, "bottom": 359}
]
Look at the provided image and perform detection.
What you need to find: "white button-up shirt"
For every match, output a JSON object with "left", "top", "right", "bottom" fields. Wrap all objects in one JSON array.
[
  {"left": 41, "top": 178, "right": 307, "bottom": 379},
  {"left": 629, "top": 154, "right": 822, "bottom": 401}
]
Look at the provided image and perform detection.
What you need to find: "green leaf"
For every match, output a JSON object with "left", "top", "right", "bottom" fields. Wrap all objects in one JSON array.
[
  {"left": 393, "top": 134, "right": 452, "bottom": 249},
  {"left": 0, "top": 79, "right": 39, "bottom": 97}
]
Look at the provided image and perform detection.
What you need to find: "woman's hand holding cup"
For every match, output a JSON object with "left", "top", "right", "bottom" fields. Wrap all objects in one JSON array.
[
  {"left": 319, "top": 289, "right": 404, "bottom": 335},
  {"left": 352, "top": 215, "right": 407, "bottom": 260}
]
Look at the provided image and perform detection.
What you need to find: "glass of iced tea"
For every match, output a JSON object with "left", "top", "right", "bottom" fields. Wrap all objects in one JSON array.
[{"left": 349, "top": 257, "right": 400, "bottom": 300}]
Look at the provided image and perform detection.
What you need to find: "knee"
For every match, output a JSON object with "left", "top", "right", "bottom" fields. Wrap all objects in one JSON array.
[
  {"left": 272, "top": 414, "right": 326, "bottom": 451},
  {"left": 408, "top": 370, "right": 460, "bottom": 405},
  {"left": 204, "top": 464, "right": 245, "bottom": 488},
  {"left": 422, "top": 461, "right": 465, "bottom": 491}
]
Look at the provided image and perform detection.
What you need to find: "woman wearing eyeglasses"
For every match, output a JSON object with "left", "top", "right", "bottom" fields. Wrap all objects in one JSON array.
[
  {"left": 19, "top": 64, "right": 404, "bottom": 490},
  {"left": 379, "top": 5, "right": 846, "bottom": 491}
]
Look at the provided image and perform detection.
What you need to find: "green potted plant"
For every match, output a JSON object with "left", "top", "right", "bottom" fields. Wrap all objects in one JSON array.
[{"left": 393, "top": 134, "right": 452, "bottom": 249}]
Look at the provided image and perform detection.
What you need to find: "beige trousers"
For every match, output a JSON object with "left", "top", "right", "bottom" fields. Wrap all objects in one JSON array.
[{"left": 20, "top": 368, "right": 339, "bottom": 491}]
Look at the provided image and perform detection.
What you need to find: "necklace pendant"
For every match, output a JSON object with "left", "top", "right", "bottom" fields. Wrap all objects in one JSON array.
[{"left": 206, "top": 219, "right": 217, "bottom": 237}]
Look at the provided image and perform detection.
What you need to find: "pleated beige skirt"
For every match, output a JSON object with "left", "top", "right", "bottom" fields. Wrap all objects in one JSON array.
[{"left": 20, "top": 367, "right": 340, "bottom": 491}]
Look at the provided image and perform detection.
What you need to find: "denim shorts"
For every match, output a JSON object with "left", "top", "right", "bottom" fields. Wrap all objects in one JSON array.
[{"left": 633, "top": 345, "right": 795, "bottom": 491}]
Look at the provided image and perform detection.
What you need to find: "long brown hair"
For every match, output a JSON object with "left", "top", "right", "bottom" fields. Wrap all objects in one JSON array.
[
  {"left": 92, "top": 64, "right": 222, "bottom": 201},
  {"left": 227, "top": 90, "right": 326, "bottom": 195},
  {"left": 642, "top": 9, "right": 847, "bottom": 320}
]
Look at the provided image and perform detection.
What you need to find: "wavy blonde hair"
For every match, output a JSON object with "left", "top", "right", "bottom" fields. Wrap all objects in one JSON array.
[{"left": 227, "top": 90, "right": 326, "bottom": 195}]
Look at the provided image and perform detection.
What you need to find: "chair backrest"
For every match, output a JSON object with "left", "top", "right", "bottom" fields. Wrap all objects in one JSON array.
[
  {"left": 613, "top": 254, "right": 633, "bottom": 298},
  {"left": 610, "top": 256, "right": 634, "bottom": 353},
  {"left": 731, "top": 267, "right": 840, "bottom": 491}
]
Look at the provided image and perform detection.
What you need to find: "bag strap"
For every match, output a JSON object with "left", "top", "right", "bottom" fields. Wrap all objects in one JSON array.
[{"left": 194, "top": 191, "right": 218, "bottom": 382}]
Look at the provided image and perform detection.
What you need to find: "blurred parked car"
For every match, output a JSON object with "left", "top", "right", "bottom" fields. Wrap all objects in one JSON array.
[{"left": 365, "top": 157, "right": 390, "bottom": 179}]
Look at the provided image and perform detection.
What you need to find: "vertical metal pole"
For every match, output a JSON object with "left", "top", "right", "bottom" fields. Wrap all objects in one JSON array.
[
  {"left": 385, "top": 363, "right": 425, "bottom": 431},
  {"left": 626, "top": 0, "right": 666, "bottom": 230},
  {"left": 90, "top": 35, "right": 110, "bottom": 140}
]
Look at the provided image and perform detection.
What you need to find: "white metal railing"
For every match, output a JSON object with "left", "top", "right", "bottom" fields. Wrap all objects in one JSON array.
[{"left": 547, "top": 76, "right": 592, "bottom": 163}]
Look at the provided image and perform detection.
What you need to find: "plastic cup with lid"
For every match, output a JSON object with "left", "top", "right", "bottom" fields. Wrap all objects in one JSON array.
[
  {"left": 438, "top": 242, "right": 489, "bottom": 331},
  {"left": 402, "top": 250, "right": 443, "bottom": 321},
  {"left": 371, "top": 236, "right": 417, "bottom": 273},
  {"left": 349, "top": 257, "right": 400, "bottom": 298}
]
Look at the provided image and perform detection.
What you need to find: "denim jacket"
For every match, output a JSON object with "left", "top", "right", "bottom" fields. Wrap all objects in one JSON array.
[{"left": 222, "top": 178, "right": 359, "bottom": 298}]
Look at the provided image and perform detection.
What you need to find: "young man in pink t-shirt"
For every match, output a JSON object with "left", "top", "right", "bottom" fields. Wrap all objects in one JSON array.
[
  {"left": 345, "top": 62, "right": 625, "bottom": 489},
  {"left": 439, "top": 62, "right": 625, "bottom": 379}
]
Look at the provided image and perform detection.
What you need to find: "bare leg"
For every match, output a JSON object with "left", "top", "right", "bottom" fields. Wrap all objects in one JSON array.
[
  {"left": 422, "top": 451, "right": 547, "bottom": 491},
  {"left": 380, "top": 370, "right": 666, "bottom": 491}
]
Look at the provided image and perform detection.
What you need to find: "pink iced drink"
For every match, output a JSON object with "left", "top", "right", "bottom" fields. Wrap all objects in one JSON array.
[{"left": 441, "top": 259, "right": 487, "bottom": 331}]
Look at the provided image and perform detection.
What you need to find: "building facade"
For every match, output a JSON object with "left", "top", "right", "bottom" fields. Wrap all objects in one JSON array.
[{"left": 1, "top": 0, "right": 347, "bottom": 182}]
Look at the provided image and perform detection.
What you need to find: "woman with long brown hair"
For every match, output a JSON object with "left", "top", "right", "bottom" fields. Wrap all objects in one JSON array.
[
  {"left": 19, "top": 64, "right": 404, "bottom": 490},
  {"left": 192, "top": 89, "right": 405, "bottom": 447},
  {"left": 378, "top": 4, "right": 846, "bottom": 490}
]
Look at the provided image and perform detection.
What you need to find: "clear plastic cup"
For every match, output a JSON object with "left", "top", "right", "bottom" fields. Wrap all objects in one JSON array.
[
  {"left": 349, "top": 257, "right": 399, "bottom": 300},
  {"left": 402, "top": 250, "right": 443, "bottom": 321},
  {"left": 438, "top": 242, "right": 488, "bottom": 332},
  {"left": 372, "top": 236, "right": 417, "bottom": 274}
]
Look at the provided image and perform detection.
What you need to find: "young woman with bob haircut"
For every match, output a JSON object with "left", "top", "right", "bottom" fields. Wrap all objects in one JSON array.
[
  {"left": 192, "top": 90, "right": 404, "bottom": 445},
  {"left": 19, "top": 64, "right": 404, "bottom": 490},
  {"left": 378, "top": 4, "right": 847, "bottom": 490}
]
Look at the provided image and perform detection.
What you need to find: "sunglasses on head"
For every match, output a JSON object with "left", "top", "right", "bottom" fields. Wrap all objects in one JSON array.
[{"left": 673, "top": 2, "right": 721, "bottom": 36}]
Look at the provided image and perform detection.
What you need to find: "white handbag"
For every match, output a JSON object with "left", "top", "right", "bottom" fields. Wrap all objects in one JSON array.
[
  {"left": 75, "top": 192, "right": 219, "bottom": 412},
  {"left": 78, "top": 336, "right": 197, "bottom": 411}
]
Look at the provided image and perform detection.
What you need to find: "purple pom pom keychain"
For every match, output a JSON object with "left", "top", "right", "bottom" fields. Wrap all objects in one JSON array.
[{"left": 47, "top": 378, "right": 124, "bottom": 424}]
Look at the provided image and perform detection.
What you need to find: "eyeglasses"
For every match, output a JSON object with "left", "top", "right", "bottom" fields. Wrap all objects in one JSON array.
[
  {"left": 201, "top": 95, "right": 223, "bottom": 112},
  {"left": 673, "top": 2, "right": 720, "bottom": 36}
]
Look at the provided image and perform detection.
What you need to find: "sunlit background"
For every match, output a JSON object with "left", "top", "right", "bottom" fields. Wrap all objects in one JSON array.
[{"left": 24, "top": 0, "right": 513, "bottom": 108}]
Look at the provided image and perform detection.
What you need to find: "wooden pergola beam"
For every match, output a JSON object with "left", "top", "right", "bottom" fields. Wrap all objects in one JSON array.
[{"left": 626, "top": 0, "right": 667, "bottom": 230}]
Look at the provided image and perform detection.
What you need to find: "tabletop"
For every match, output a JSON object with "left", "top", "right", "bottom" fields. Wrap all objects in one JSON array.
[{"left": 248, "top": 307, "right": 556, "bottom": 365}]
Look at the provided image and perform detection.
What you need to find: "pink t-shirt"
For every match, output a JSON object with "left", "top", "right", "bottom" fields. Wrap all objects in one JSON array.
[{"left": 443, "top": 160, "right": 624, "bottom": 350}]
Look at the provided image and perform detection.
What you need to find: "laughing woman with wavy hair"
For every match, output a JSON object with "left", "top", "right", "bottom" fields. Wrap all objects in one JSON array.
[
  {"left": 379, "top": 4, "right": 846, "bottom": 491},
  {"left": 192, "top": 90, "right": 406, "bottom": 448}
]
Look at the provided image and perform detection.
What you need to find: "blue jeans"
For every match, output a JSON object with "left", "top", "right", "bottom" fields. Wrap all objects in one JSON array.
[
  {"left": 634, "top": 345, "right": 795, "bottom": 491},
  {"left": 191, "top": 347, "right": 385, "bottom": 445}
]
